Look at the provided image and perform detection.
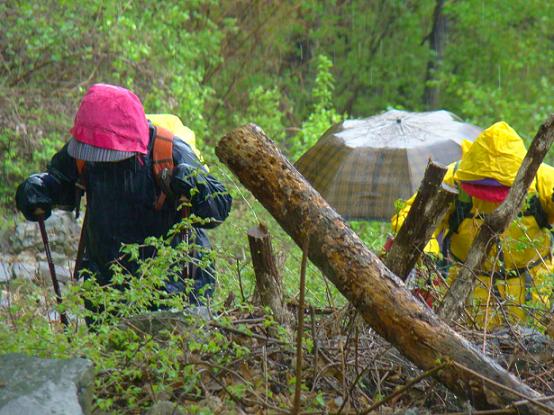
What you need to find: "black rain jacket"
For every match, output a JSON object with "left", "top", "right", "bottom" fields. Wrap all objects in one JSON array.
[{"left": 16, "top": 124, "right": 232, "bottom": 303}]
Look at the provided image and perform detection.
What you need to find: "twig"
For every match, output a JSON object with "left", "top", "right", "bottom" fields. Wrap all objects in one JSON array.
[
  {"left": 359, "top": 361, "right": 450, "bottom": 415},
  {"left": 203, "top": 361, "right": 289, "bottom": 414},
  {"left": 322, "top": 275, "right": 336, "bottom": 309},
  {"left": 236, "top": 256, "right": 246, "bottom": 302},
  {"left": 206, "top": 371, "right": 252, "bottom": 411},
  {"left": 292, "top": 236, "right": 309, "bottom": 414},
  {"left": 340, "top": 339, "right": 348, "bottom": 411},
  {"left": 310, "top": 305, "right": 318, "bottom": 376},
  {"left": 336, "top": 361, "right": 377, "bottom": 415},
  {"left": 263, "top": 345, "right": 269, "bottom": 415},
  {"left": 312, "top": 360, "right": 342, "bottom": 390},
  {"left": 232, "top": 317, "right": 266, "bottom": 325},
  {"left": 512, "top": 396, "right": 554, "bottom": 407},
  {"left": 354, "top": 325, "right": 360, "bottom": 377}
]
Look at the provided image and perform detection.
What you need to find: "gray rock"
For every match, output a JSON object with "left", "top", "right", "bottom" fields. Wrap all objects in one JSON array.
[
  {"left": 146, "top": 400, "right": 185, "bottom": 415},
  {"left": 183, "top": 305, "right": 211, "bottom": 321},
  {"left": 517, "top": 326, "right": 554, "bottom": 355},
  {"left": 10, "top": 211, "right": 81, "bottom": 256},
  {"left": 38, "top": 261, "right": 72, "bottom": 283},
  {"left": 0, "top": 226, "right": 13, "bottom": 252},
  {"left": 0, "top": 290, "right": 9, "bottom": 308},
  {"left": 0, "top": 263, "right": 11, "bottom": 283},
  {"left": 10, "top": 220, "right": 41, "bottom": 253},
  {"left": 488, "top": 326, "right": 554, "bottom": 368},
  {"left": 11, "top": 261, "right": 36, "bottom": 281},
  {"left": 36, "top": 251, "right": 70, "bottom": 264},
  {"left": 0, "top": 353, "right": 94, "bottom": 415}
]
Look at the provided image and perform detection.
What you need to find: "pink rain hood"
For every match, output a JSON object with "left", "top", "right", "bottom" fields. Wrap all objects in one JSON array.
[{"left": 69, "top": 84, "right": 149, "bottom": 154}]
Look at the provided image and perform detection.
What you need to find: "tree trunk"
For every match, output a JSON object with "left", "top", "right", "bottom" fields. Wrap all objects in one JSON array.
[
  {"left": 247, "top": 223, "right": 292, "bottom": 326},
  {"left": 384, "top": 161, "right": 456, "bottom": 280},
  {"left": 216, "top": 123, "right": 552, "bottom": 414},
  {"left": 438, "top": 115, "right": 554, "bottom": 321},
  {"left": 423, "top": 0, "right": 447, "bottom": 109}
]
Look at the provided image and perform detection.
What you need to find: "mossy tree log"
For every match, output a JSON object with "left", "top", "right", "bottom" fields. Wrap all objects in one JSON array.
[{"left": 216, "top": 124, "right": 552, "bottom": 414}]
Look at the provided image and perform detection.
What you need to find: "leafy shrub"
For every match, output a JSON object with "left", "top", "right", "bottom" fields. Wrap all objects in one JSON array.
[{"left": 0, "top": 217, "right": 225, "bottom": 413}]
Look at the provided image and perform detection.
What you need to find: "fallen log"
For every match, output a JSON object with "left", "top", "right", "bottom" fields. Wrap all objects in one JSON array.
[
  {"left": 384, "top": 161, "right": 456, "bottom": 280},
  {"left": 438, "top": 115, "right": 554, "bottom": 321},
  {"left": 216, "top": 123, "right": 553, "bottom": 414}
]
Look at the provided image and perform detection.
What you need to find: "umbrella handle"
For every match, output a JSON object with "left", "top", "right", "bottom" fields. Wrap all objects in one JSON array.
[{"left": 38, "top": 216, "right": 69, "bottom": 327}]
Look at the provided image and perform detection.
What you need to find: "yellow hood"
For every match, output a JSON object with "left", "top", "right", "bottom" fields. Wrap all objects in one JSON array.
[
  {"left": 454, "top": 121, "right": 527, "bottom": 187},
  {"left": 146, "top": 113, "right": 205, "bottom": 166}
]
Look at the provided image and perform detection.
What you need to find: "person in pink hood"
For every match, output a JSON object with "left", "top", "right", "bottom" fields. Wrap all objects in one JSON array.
[{"left": 16, "top": 84, "right": 232, "bottom": 317}]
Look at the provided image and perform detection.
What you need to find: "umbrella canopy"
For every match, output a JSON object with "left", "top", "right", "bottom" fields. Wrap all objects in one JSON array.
[{"left": 294, "top": 109, "right": 482, "bottom": 221}]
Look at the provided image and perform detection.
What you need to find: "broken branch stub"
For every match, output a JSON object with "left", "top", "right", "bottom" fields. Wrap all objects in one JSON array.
[
  {"left": 216, "top": 123, "right": 552, "bottom": 414},
  {"left": 438, "top": 115, "right": 554, "bottom": 321},
  {"left": 384, "top": 161, "right": 456, "bottom": 280},
  {"left": 247, "top": 223, "right": 292, "bottom": 326}
]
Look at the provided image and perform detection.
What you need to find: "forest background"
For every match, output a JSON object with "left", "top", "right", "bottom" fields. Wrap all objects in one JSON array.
[
  {"left": 0, "top": 1, "right": 553, "bottom": 412},
  {"left": 2, "top": 0, "right": 553, "bottom": 208}
]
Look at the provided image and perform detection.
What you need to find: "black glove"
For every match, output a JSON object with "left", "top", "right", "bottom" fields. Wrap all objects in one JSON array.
[{"left": 16, "top": 174, "right": 53, "bottom": 221}]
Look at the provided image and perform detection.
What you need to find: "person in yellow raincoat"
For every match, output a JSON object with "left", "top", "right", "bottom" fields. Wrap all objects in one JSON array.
[{"left": 392, "top": 121, "right": 554, "bottom": 329}]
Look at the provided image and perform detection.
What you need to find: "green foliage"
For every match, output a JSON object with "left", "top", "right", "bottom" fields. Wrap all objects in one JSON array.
[
  {"left": 233, "top": 86, "right": 286, "bottom": 144},
  {"left": 2, "top": 0, "right": 553, "bottom": 210},
  {"left": 0, "top": 124, "right": 65, "bottom": 209},
  {"left": 0, "top": 217, "right": 243, "bottom": 413},
  {"left": 349, "top": 220, "right": 391, "bottom": 252},
  {"left": 297, "top": 1, "right": 434, "bottom": 115},
  {"left": 289, "top": 55, "right": 342, "bottom": 159},
  {"left": 439, "top": 0, "right": 554, "bottom": 147}
]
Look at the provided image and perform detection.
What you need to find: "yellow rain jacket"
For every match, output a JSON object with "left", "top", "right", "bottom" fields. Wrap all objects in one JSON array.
[
  {"left": 392, "top": 122, "right": 554, "bottom": 329},
  {"left": 147, "top": 114, "right": 207, "bottom": 169}
]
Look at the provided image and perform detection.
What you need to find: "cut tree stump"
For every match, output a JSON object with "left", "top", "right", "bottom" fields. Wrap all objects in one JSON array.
[
  {"left": 384, "top": 161, "right": 456, "bottom": 280},
  {"left": 216, "top": 123, "right": 553, "bottom": 414},
  {"left": 247, "top": 223, "right": 293, "bottom": 326},
  {"left": 438, "top": 115, "right": 554, "bottom": 321}
]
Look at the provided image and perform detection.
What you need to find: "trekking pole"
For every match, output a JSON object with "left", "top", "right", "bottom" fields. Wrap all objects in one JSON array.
[{"left": 37, "top": 214, "right": 69, "bottom": 328}]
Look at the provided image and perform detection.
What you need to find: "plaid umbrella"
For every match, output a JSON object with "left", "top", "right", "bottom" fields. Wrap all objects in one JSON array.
[{"left": 294, "top": 109, "right": 482, "bottom": 221}]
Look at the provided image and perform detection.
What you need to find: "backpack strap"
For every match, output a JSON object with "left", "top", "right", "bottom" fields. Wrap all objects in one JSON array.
[
  {"left": 521, "top": 175, "right": 551, "bottom": 230},
  {"left": 151, "top": 125, "right": 193, "bottom": 283},
  {"left": 73, "top": 159, "right": 88, "bottom": 280},
  {"left": 76, "top": 159, "right": 86, "bottom": 176},
  {"left": 152, "top": 125, "right": 175, "bottom": 211}
]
